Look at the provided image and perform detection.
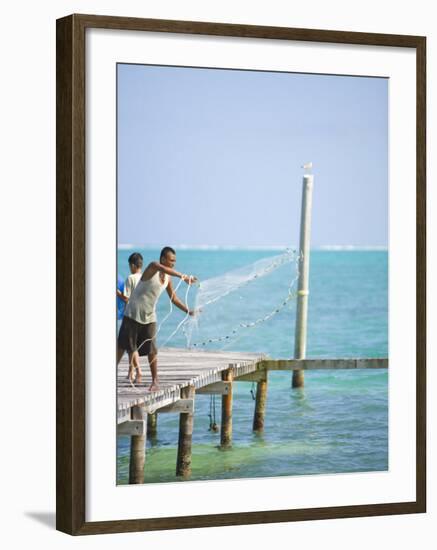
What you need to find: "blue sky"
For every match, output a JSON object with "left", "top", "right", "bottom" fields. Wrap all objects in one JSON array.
[{"left": 117, "top": 64, "right": 388, "bottom": 248}]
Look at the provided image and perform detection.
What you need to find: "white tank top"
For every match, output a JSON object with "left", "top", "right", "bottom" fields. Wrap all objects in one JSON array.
[{"left": 124, "top": 271, "right": 169, "bottom": 324}]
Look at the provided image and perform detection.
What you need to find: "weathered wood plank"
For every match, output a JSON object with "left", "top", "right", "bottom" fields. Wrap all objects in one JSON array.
[
  {"left": 355, "top": 358, "right": 389, "bottom": 369},
  {"left": 117, "top": 409, "right": 131, "bottom": 424},
  {"left": 158, "top": 399, "right": 194, "bottom": 414},
  {"left": 117, "top": 420, "right": 146, "bottom": 436},
  {"left": 196, "top": 382, "right": 231, "bottom": 395},
  {"left": 236, "top": 370, "right": 267, "bottom": 382},
  {"left": 259, "top": 358, "right": 388, "bottom": 370}
]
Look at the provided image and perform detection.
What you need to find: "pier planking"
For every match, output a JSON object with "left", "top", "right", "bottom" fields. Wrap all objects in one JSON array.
[
  {"left": 117, "top": 348, "right": 265, "bottom": 421},
  {"left": 117, "top": 348, "right": 387, "bottom": 421}
]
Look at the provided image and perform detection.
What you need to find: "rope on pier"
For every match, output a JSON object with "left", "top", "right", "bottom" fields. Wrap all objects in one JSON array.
[{"left": 208, "top": 394, "right": 219, "bottom": 432}]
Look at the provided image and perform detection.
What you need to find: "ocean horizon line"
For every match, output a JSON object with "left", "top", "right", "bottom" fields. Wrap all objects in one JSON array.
[{"left": 118, "top": 243, "right": 388, "bottom": 251}]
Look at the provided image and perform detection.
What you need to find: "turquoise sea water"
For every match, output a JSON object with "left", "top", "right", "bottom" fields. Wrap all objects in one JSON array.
[{"left": 116, "top": 248, "right": 388, "bottom": 483}]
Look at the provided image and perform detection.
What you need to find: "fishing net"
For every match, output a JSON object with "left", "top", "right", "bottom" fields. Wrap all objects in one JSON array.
[{"left": 179, "top": 249, "right": 300, "bottom": 352}]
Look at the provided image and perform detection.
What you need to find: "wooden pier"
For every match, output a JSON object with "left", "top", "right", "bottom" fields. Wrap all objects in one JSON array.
[{"left": 117, "top": 348, "right": 388, "bottom": 483}]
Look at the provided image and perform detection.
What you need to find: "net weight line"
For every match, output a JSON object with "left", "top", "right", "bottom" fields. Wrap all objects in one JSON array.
[{"left": 184, "top": 264, "right": 300, "bottom": 349}]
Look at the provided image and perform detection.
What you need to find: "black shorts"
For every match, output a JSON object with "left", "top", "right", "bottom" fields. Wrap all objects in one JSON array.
[{"left": 118, "top": 316, "right": 157, "bottom": 356}]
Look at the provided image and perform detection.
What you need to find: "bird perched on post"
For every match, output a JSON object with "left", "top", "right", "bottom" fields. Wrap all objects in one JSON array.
[{"left": 302, "top": 162, "right": 313, "bottom": 175}]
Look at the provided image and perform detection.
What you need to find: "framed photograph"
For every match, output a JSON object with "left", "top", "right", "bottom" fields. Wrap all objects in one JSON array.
[{"left": 56, "top": 14, "right": 426, "bottom": 535}]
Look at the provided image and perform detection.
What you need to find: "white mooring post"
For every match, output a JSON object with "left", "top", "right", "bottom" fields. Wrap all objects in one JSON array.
[{"left": 292, "top": 166, "right": 314, "bottom": 388}]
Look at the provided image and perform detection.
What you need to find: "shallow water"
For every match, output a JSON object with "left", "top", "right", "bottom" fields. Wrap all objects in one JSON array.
[{"left": 116, "top": 249, "right": 388, "bottom": 483}]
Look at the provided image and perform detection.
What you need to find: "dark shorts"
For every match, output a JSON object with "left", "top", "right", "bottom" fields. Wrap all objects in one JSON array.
[{"left": 118, "top": 316, "right": 157, "bottom": 356}]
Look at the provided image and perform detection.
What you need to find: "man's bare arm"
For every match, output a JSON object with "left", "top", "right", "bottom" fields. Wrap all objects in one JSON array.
[
  {"left": 142, "top": 261, "right": 197, "bottom": 284},
  {"left": 166, "top": 280, "right": 194, "bottom": 315},
  {"left": 116, "top": 289, "right": 129, "bottom": 303}
]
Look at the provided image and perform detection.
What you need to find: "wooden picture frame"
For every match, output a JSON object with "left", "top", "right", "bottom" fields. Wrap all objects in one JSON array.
[{"left": 56, "top": 13, "right": 426, "bottom": 535}]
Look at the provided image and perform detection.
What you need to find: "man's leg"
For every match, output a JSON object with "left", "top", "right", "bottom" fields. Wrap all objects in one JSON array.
[
  {"left": 116, "top": 345, "right": 124, "bottom": 366},
  {"left": 117, "top": 345, "right": 130, "bottom": 380},
  {"left": 117, "top": 317, "right": 128, "bottom": 369},
  {"left": 148, "top": 352, "right": 159, "bottom": 391},
  {"left": 128, "top": 350, "right": 140, "bottom": 383}
]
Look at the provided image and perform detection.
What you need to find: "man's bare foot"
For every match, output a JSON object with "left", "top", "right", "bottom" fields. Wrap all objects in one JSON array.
[{"left": 148, "top": 381, "right": 159, "bottom": 392}]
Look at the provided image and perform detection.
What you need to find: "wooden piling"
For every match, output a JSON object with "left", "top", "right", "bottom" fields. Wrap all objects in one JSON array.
[
  {"left": 293, "top": 173, "right": 314, "bottom": 388},
  {"left": 292, "top": 369, "right": 305, "bottom": 388},
  {"left": 253, "top": 375, "right": 268, "bottom": 432},
  {"left": 220, "top": 367, "right": 234, "bottom": 448},
  {"left": 176, "top": 385, "right": 195, "bottom": 477},
  {"left": 147, "top": 412, "right": 158, "bottom": 438},
  {"left": 129, "top": 405, "right": 146, "bottom": 484}
]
